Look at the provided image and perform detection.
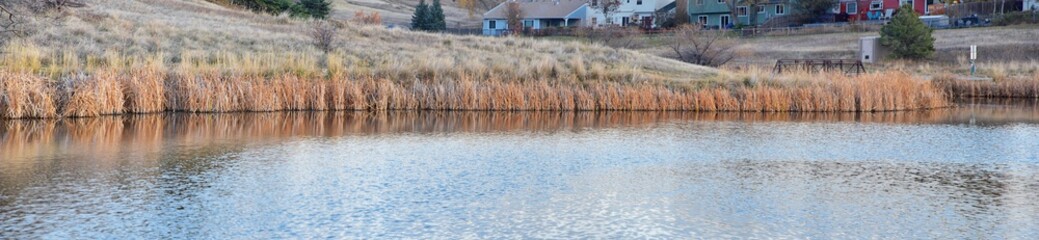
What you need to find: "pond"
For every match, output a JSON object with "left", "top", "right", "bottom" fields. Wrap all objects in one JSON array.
[{"left": 2, "top": 99, "right": 1038, "bottom": 238}]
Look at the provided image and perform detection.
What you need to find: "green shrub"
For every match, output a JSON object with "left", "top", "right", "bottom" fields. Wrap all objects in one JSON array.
[
  {"left": 298, "top": 0, "right": 331, "bottom": 19},
  {"left": 880, "top": 5, "right": 935, "bottom": 60},
  {"left": 223, "top": 0, "right": 330, "bottom": 19}
]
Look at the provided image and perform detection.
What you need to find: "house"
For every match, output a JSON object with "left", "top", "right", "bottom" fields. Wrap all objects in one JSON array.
[
  {"left": 585, "top": 0, "right": 677, "bottom": 28},
  {"left": 1026, "top": 0, "right": 1037, "bottom": 11},
  {"left": 687, "top": 0, "right": 794, "bottom": 28},
  {"left": 482, "top": 0, "right": 589, "bottom": 36},
  {"left": 836, "top": 0, "right": 929, "bottom": 21}
]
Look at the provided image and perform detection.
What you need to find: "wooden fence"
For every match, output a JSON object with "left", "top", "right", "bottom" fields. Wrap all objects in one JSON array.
[{"left": 453, "top": 23, "right": 886, "bottom": 38}]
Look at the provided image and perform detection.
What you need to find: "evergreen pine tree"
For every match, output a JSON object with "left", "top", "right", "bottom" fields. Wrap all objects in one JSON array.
[
  {"left": 412, "top": 0, "right": 429, "bottom": 30},
  {"left": 880, "top": 6, "right": 935, "bottom": 59},
  {"left": 298, "top": 0, "right": 332, "bottom": 19},
  {"left": 430, "top": 0, "right": 447, "bottom": 31}
]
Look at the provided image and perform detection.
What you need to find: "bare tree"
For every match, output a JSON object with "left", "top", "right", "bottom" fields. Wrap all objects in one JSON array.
[
  {"left": 793, "top": 0, "right": 837, "bottom": 24},
  {"left": 668, "top": 24, "right": 738, "bottom": 67},
  {"left": 675, "top": 0, "right": 689, "bottom": 25},
  {"left": 0, "top": 3, "right": 32, "bottom": 48},
  {"left": 653, "top": 9, "right": 677, "bottom": 29},
  {"left": 310, "top": 21, "right": 337, "bottom": 53},
  {"left": 505, "top": 1, "right": 523, "bottom": 34},
  {"left": 591, "top": 0, "right": 621, "bottom": 26},
  {"left": 0, "top": 5, "right": 27, "bottom": 37},
  {"left": 745, "top": 0, "right": 767, "bottom": 26},
  {"left": 42, "top": 0, "right": 85, "bottom": 11},
  {"left": 724, "top": 0, "right": 739, "bottom": 27}
]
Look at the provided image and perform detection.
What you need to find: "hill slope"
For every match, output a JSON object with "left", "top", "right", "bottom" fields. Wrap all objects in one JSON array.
[
  {"left": 8, "top": 0, "right": 713, "bottom": 82},
  {"left": 331, "top": 0, "right": 489, "bottom": 28}
]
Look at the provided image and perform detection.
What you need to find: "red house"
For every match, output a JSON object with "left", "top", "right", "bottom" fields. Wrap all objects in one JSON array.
[{"left": 837, "top": 0, "right": 929, "bottom": 21}]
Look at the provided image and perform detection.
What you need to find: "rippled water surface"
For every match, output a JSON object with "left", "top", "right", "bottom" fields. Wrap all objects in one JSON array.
[{"left": 2, "top": 100, "right": 1039, "bottom": 238}]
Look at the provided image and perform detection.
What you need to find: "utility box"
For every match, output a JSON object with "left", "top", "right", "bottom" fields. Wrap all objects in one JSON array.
[{"left": 860, "top": 36, "right": 888, "bottom": 64}]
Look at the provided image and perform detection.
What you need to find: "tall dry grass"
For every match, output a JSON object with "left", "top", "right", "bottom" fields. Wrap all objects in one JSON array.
[
  {"left": 0, "top": 68, "right": 950, "bottom": 119},
  {"left": 934, "top": 69, "right": 1039, "bottom": 98},
  {"left": 936, "top": 78, "right": 1039, "bottom": 99}
]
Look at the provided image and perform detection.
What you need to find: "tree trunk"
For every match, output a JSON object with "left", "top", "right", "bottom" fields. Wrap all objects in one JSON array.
[{"left": 750, "top": 4, "right": 758, "bottom": 26}]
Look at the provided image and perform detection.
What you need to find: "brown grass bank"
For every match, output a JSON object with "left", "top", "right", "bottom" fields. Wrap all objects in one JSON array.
[
  {"left": 0, "top": 69, "right": 950, "bottom": 119},
  {"left": 934, "top": 74, "right": 1039, "bottom": 99}
]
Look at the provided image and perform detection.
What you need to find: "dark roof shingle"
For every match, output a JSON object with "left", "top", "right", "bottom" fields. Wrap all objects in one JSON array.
[{"left": 484, "top": 0, "right": 587, "bottom": 19}]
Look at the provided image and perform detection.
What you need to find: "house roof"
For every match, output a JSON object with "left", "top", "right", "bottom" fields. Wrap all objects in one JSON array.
[
  {"left": 484, "top": 0, "right": 588, "bottom": 19},
  {"left": 657, "top": 1, "right": 676, "bottom": 13}
]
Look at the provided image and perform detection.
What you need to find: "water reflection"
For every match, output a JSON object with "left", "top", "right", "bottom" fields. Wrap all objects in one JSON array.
[{"left": 1, "top": 101, "right": 1038, "bottom": 238}]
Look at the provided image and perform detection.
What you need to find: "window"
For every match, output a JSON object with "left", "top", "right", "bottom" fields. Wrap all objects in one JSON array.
[
  {"left": 847, "top": 3, "right": 858, "bottom": 14},
  {"left": 591, "top": 17, "right": 598, "bottom": 25},
  {"left": 622, "top": 17, "right": 630, "bottom": 26},
  {"left": 696, "top": 0, "right": 704, "bottom": 5},
  {"left": 489, "top": 20, "right": 496, "bottom": 29},
  {"left": 776, "top": 4, "right": 785, "bottom": 15},
  {"left": 523, "top": 20, "right": 534, "bottom": 28},
  {"left": 737, "top": 6, "right": 748, "bottom": 16},
  {"left": 591, "top": 0, "right": 598, "bottom": 6},
  {"left": 637, "top": 0, "right": 642, "bottom": 5},
  {"left": 720, "top": 15, "right": 730, "bottom": 27},
  {"left": 900, "top": 0, "right": 913, "bottom": 10},
  {"left": 698, "top": 15, "right": 708, "bottom": 25},
  {"left": 870, "top": 1, "right": 882, "bottom": 10},
  {"left": 756, "top": 5, "right": 765, "bottom": 13}
]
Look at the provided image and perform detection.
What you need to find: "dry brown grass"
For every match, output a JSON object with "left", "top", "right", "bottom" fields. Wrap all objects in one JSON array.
[
  {"left": 928, "top": 61, "right": 1039, "bottom": 99},
  {"left": 936, "top": 78, "right": 1039, "bottom": 99},
  {"left": 0, "top": 68, "right": 951, "bottom": 118}
]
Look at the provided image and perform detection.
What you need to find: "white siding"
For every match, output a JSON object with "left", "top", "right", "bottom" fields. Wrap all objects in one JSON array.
[{"left": 585, "top": 0, "right": 675, "bottom": 27}]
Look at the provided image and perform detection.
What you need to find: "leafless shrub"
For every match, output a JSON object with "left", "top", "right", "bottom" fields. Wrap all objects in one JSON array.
[
  {"left": 352, "top": 11, "right": 381, "bottom": 25},
  {"left": 42, "top": 0, "right": 86, "bottom": 11},
  {"left": 668, "top": 24, "right": 737, "bottom": 67},
  {"left": 310, "top": 20, "right": 337, "bottom": 53},
  {"left": 0, "top": 5, "right": 28, "bottom": 40}
]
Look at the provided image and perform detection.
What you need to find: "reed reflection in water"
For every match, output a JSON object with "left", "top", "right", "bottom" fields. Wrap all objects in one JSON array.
[{"left": 1, "top": 102, "right": 1039, "bottom": 238}]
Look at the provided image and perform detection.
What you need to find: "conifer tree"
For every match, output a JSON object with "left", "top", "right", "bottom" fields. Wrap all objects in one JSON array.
[
  {"left": 298, "top": 0, "right": 331, "bottom": 19},
  {"left": 411, "top": 0, "right": 429, "bottom": 30},
  {"left": 430, "top": 0, "right": 447, "bottom": 31},
  {"left": 880, "top": 5, "right": 935, "bottom": 59}
]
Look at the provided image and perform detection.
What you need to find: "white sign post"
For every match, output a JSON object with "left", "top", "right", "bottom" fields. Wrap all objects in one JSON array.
[{"left": 970, "top": 45, "right": 977, "bottom": 76}]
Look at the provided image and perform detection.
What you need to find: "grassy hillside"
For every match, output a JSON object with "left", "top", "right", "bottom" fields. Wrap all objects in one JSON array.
[
  {"left": 6, "top": 0, "right": 712, "bottom": 82},
  {"left": 330, "top": 0, "right": 488, "bottom": 28}
]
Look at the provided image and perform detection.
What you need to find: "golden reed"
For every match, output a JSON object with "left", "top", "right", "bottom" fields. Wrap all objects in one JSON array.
[
  {"left": 935, "top": 77, "right": 1039, "bottom": 99},
  {"left": 0, "top": 70, "right": 949, "bottom": 119}
]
